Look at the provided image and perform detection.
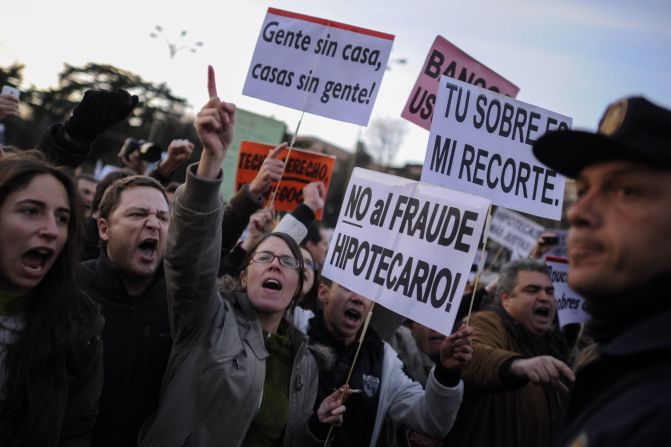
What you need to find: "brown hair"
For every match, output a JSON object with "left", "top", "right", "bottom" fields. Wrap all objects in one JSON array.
[{"left": 98, "top": 175, "right": 168, "bottom": 221}]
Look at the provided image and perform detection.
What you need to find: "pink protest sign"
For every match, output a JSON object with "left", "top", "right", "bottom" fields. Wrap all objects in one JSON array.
[{"left": 401, "top": 35, "right": 520, "bottom": 130}]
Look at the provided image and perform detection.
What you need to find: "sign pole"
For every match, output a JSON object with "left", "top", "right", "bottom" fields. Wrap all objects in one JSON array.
[
  {"left": 268, "top": 110, "right": 305, "bottom": 210},
  {"left": 465, "top": 204, "right": 493, "bottom": 326},
  {"left": 323, "top": 303, "right": 375, "bottom": 445}
]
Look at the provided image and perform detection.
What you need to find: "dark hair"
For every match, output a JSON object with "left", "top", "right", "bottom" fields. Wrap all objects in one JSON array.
[
  {"left": 98, "top": 175, "right": 168, "bottom": 221},
  {"left": 165, "top": 181, "right": 181, "bottom": 194},
  {"left": 304, "top": 221, "right": 323, "bottom": 244},
  {"left": 496, "top": 258, "right": 551, "bottom": 300},
  {"left": 91, "top": 168, "right": 135, "bottom": 213},
  {"left": 241, "top": 232, "right": 305, "bottom": 316},
  {"left": 298, "top": 247, "right": 321, "bottom": 312},
  {"left": 0, "top": 154, "right": 99, "bottom": 444},
  {"left": 75, "top": 173, "right": 97, "bottom": 184}
]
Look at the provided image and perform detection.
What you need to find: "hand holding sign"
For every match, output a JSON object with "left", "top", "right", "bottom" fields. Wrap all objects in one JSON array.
[
  {"left": 317, "top": 384, "right": 352, "bottom": 426},
  {"left": 196, "top": 65, "right": 236, "bottom": 179},
  {"left": 302, "top": 181, "right": 326, "bottom": 213},
  {"left": 439, "top": 324, "right": 474, "bottom": 370},
  {"left": 249, "top": 142, "right": 286, "bottom": 197}
]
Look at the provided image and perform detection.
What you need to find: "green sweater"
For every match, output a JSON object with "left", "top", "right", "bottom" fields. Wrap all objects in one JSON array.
[{"left": 242, "top": 327, "right": 295, "bottom": 447}]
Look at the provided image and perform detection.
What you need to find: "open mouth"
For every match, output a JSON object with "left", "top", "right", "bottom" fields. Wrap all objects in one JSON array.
[
  {"left": 262, "top": 279, "right": 283, "bottom": 291},
  {"left": 21, "top": 247, "right": 54, "bottom": 273},
  {"left": 344, "top": 308, "right": 362, "bottom": 324},
  {"left": 534, "top": 306, "right": 551, "bottom": 319},
  {"left": 138, "top": 238, "right": 158, "bottom": 257}
]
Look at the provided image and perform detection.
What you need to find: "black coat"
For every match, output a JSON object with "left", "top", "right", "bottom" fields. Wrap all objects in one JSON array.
[
  {"left": 80, "top": 251, "right": 171, "bottom": 447},
  {"left": 558, "top": 308, "right": 671, "bottom": 446}
]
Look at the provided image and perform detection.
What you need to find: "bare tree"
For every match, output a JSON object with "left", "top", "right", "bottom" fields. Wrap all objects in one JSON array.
[{"left": 365, "top": 117, "right": 407, "bottom": 168}]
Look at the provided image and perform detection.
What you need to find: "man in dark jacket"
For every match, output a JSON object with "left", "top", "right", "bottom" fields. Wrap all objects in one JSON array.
[
  {"left": 296, "top": 277, "right": 471, "bottom": 447},
  {"left": 533, "top": 96, "right": 671, "bottom": 446},
  {"left": 81, "top": 175, "right": 171, "bottom": 446}
]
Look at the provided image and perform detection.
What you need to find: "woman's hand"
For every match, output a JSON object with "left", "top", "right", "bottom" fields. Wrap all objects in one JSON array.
[{"left": 195, "top": 65, "right": 236, "bottom": 179}]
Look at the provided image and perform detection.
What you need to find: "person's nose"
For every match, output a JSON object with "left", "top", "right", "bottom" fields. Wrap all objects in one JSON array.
[
  {"left": 38, "top": 215, "right": 59, "bottom": 241},
  {"left": 567, "top": 188, "right": 602, "bottom": 230},
  {"left": 145, "top": 213, "right": 160, "bottom": 229}
]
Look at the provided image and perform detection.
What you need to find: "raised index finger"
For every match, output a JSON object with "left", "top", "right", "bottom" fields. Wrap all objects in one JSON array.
[{"left": 207, "top": 65, "right": 218, "bottom": 98}]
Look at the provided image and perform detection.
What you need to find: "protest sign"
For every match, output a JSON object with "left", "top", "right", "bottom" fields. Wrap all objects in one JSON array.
[
  {"left": 545, "top": 256, "right": 590, "bottom": 328},
  {"left": 235, "top": 141, "right": 336, "bottom": 219},
  {"left": 468, "top": 249, "right": 488, "bottom": 282},
  {"left": 402, "top": 35, "right": 519, "bottom": 130},
  {"left": 489, "top": 207, "right": 544, "bottom": 257},
  {"left": 322, "top": 168, "right": 491, "bottom": 335},
  {"left": 243, "top": 8, "right": 394, "bottom": 126},
  {"left": 421, "top": 77, "right": 572, "bottom": 220}
]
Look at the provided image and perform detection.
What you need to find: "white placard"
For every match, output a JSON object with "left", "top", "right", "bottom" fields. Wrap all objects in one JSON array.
[
  {"left": 421, "top": 76, "right": 572, "bottom": 220},
  {"left": 489, "top": 207, "right": 544, "bottom": 256},
  {"left": 243, "top": 8, "right": 394, "bottom": 126},
  {"left": 322, "top": 168, "right": 491, "bottom": 335},
  {"left": 546, "top": 256, "right": 590, "bottom": 328}
]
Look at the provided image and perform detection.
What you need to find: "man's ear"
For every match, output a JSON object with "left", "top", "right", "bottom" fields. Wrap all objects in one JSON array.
[
  {"left": 500, "top": 292, "right": 511, "bottom": 311},
  {"left": 98, "top": 218, "right": 110, "bottom": 242},
  {"left": 317, "top": 282, "right": 330, "bottom": 305}
]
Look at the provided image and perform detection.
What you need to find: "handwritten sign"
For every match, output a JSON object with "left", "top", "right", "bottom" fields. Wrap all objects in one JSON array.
[{"left": 243, "top": 8, "right": 394, "bottom": 125}]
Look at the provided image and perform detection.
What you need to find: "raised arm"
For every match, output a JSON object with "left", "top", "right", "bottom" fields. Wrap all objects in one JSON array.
[
  {"left": 36, "top": 89, "right": 137, "bottom": 169},
  {"left": 164, "top": 66, "right": 235, "bottom": 345}
]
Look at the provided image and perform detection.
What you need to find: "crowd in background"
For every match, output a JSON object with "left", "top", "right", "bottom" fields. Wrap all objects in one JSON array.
[{"left": 0, "top": 66, "right": 669, "bottom": 447}]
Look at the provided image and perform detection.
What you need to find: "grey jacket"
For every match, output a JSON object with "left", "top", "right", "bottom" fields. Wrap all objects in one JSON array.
[{"left": 139, "top": 164, "right": 324, "bottom": 447}]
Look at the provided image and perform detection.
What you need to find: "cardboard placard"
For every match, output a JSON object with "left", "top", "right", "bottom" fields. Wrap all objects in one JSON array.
[
  {"left": 546, "top": 256, "right": 590, "bottom": 328},
  {"left": 235, "top": 141, "right": 336, "bottom": 219},
  {"left": 421, "top": 77, "right": 572, "bottom": 220},
  {"left": 243, "top": 8, "right": 394, "bottom": 125},
  {"left": 322, "top": 168, "right": 491, "bottom": 335},
  {"left": 402, "top": 35, "right": 519, "bottom": 130}
]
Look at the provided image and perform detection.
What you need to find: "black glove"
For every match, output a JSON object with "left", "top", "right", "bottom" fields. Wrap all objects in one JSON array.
[{"left": 64, "top": 89, "right": 139, "bottom": 144}]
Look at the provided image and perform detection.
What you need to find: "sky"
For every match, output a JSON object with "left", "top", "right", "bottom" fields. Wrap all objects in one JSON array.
[{"left": 2, "top": 0, "right": 670, "bottom": 166}]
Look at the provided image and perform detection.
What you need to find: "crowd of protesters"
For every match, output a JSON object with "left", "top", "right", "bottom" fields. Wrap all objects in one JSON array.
[{"left": 0, "top": 64, "right": 669, "bottom": 447}]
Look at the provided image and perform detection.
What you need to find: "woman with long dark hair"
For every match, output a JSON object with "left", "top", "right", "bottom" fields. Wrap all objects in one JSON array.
[{"left": 0, "top": 152, "right": 103, "bottom": 446}]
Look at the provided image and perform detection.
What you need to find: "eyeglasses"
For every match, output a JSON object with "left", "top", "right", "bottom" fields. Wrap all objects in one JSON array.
[
  {"left": 250, "top": 251, "right": 300, "bottom": 270},
  {"left": 304, "top": 260, "right": 320, "bottom": 270}
]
